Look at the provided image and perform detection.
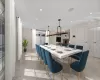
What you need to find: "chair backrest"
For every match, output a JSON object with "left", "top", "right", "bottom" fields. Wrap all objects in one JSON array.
[
  {"left": 36, "top": 44, "right": 38, "bottom": 52},
  {"left": 76, "top": 45, "right": 83, "bottom": 50},
  {"left": 36, "top": 44, "right": 39, "bottom": 55},
  {"left": 45, "top": 50, "right": 53, "bottom": 71},
  {"left": 68, "top": 44, "right": 75, "bottom": 48},
  {"left": 79, "top": 50, "right": 89, "bottom": 71},
  {"left": 41, "top": 48, "right": 47, "bottom": 65},
  {"left": 62, "top": 44, "right": 68, "bottom": 46},
  {"left": 44, "top": 43, "right": 48, "bottom": 45},
  {"left": 38, "top": 45, "right": 43, "bottom": 59}
]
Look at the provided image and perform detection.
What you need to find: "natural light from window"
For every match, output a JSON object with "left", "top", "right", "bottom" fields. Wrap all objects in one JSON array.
[{"left": 24, "top": 69, "right": 49, "bottom": 79}]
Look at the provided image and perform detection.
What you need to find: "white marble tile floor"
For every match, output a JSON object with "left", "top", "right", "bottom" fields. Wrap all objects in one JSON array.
[{"left": 13, "top": 52, "right": 100, "bottom": 80}]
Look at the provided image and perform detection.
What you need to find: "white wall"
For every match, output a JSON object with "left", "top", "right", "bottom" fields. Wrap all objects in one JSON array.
[
  {"left": 5, "top": 0, "right": 16, "bottom": 80},
  {"left": 32, "top": 29, "right": 48, "bottom": 49},
  {"left": 17, "top": 17, "right": 22, "bottom": 60},
  {"left": 36, "top": 30, "right": 45, "bottom": 45},
  {"left": 70, "top": 18, "right": 100, "bottom": 58},
  {"left": 32, "top": 29, "right": 36, "bottom": 49},
  {"left": 49, "top": 35, "right": 56, "bottom": 45},
  {"left": 22, "top": 28, "right": 32, "bottom": 51},
  {"left": 49, "top": 33, "right": 69, "bottom": 45},
  {"left": 70, "top": 23, "right": 90, "bottom": 51}
]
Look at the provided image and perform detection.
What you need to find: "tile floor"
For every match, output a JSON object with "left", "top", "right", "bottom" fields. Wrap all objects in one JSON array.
[{"left": 13, "top": 52, "right": 100, "bottom": 80}]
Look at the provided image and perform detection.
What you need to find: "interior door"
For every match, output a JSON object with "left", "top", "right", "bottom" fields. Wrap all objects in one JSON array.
[
  {"left": 88, "top": 27, "right": 97, "bottom": 57},
  {"left": 95, "top": 27, "right": 100, "bottom": 58},
  {"left": 88, "top": 28, "right": 95, "bottom": 57},
  {"left": 84, "top": 27, "right": 89, "bottom": 51}
]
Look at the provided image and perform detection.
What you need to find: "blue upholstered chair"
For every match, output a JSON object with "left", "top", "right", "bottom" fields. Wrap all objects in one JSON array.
[
  {"left": 36, "top": 44, "right": 38, "bottom": 54},
  {"left": 41, "top": 47, "right": 49, "bottom": 74},
  {"left": 36, "top": 45, "right": 44, "bottom": 64},
  {"left": 36, "top": 44, "right": 40, "bottom": 59},
  {"left": 70, "top": 45, "right": 83, "bottom": 60},
  {"left": 41, "top": 48, "right": 47, "bottom": 65},
  {"left": 70, "top": 50, "right": 89, "bottom": 80},
  {"left": 76, "top": 45, "right": 83, "bottom": 50},
  {"left": 45, "top": 50, "right": 63, "bottom": 80},
  {"left": 62, "top": 44, "right": 68, "bottom": 47},
  {"left": 38, "top": 45, "right": 43, "bottom": 60},
  {"left": 68, "top": 44, "right": 75, "bottom": 48}
]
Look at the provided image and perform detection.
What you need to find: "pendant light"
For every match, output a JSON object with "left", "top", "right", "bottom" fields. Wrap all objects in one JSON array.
[{"left": 57, "top": 19, "right": 62, "bottom": 35}]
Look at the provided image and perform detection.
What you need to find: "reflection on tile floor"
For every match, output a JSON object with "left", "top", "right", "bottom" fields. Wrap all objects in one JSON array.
[{"left": 14, "top": 52, "right": 100, "bottom": 80}]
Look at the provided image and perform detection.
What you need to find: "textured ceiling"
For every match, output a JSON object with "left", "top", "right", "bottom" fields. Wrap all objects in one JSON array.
[{"left": 15, "top": 0, "right": 100, "bottom": 31}]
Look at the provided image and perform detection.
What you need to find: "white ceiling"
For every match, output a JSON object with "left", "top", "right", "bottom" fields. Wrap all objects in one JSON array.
[{"left": 15, "top": 0, "right": 100, "bottom": 31}]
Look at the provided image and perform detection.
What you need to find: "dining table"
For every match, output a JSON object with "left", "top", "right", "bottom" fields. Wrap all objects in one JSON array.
[{"left": 40, "top": 44, "right": 82, "bottom": 59}]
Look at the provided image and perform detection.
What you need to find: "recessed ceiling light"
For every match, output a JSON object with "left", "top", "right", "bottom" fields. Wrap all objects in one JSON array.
[
  {"left": 68, "top": 8, "right": 74, "bottom": 12},
  {"left": 36, "top": 18, "right": 38, "bottom": 20},
  {"left": 40, "top": 9, "right": 42, "bottom": 11},
  {"left": 70, "top": 21, "right": 72, "bottom": 22},
  {"left": 90, "top": 13, "right": 92, "bottom": 14}
]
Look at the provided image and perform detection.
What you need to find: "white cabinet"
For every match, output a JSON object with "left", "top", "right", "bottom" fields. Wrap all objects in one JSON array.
[
  {"left": 49, "top": 35, "right": 56, "bottom": 45},
  {"left": 49, "top": 34, "right": 69, "bottom": 45},
  {"left": 70, "top": 27, "right": 77, "bottom": 44},
  {"left": 70, "top": 26, "right": 89, "bottom": 51}
]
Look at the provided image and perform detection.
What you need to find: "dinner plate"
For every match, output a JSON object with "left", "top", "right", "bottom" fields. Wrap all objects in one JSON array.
[
  {"left": 57, "top": 51, "right": 63, "bottom": 54},
  {"left": 64, "top": 49, "right": 72, "bottom": 51},
  {"left": 51, "top": 49, "right": 56, "bottom": 50}
]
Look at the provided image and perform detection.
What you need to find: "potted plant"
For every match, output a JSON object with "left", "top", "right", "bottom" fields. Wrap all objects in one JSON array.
[{"left": 22, "top": 39, "right": 28, "bottom": 52}]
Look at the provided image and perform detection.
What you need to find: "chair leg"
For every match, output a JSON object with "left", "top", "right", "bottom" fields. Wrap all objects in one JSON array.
[
  {"left": 41, "top": 60, "right": 43, "bottom": 64},
  {"left": 39, "top": 59, "right": 41, "bottom": 64},
  {"left": 46, "top": 65, "right": 49, "bottom": 75},
  {"left": 53, "top": 73, "right": 55, "bottom": 80},
  {"left": 43, "top": 63, "right": 46, "bottom": 69},
  {"left": 68, "top": 57, "right": 72, "bottom": 65},
  {"left": 77, "top": 72, "right": 80, "bottom": 80},
  {"left": 69, "top": 67, "right": 71, "bottom": 76},
  {"left": 60, "top": 70, "right": 63, "bottom": 80},
  {"left": 38, "top": 56, "right": 39, "bottom": 60},
  {"left": 71, "top": 58, "right": 73, "bottom": 63}
]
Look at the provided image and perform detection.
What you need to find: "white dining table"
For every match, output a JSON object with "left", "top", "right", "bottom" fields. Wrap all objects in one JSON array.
[{"left": 40, "top": 44, "right": 82, "bottom": 59}]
